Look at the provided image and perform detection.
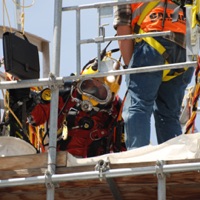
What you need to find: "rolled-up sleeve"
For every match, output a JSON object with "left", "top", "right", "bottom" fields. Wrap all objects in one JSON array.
[{"left": 113, "top": 4, "right": 132, "bottom": 30}]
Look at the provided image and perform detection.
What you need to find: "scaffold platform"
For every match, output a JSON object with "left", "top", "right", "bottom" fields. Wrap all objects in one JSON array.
[{"left": 0, "top": 133, "right": 200, "bottom": 200}]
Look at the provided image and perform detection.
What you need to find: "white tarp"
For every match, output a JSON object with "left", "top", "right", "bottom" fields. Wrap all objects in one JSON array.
[
  {"left": 1, "top": 133, "right": 200, "bottom": 165},
  {"left": 0, "top": 136, "right": 36, "bottom": 157},
  {"left": 67, "top": 133, "right": 200, "bottom": 166}
]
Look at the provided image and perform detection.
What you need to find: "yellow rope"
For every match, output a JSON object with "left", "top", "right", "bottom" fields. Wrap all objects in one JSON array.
[
  {"left": 184, "top": 55, "right": 200, "bottom": 134},
  {"left": 4, "top": 91, "right": 23, "bottom": 129},
  {"left": 21, "top": 0, "right": 25, "bottom": 34},
  {"left": 2, "top": 0, "right": 36, "bottom": 34},
  {"left": 2, "top": 0, "right": 12, "bottom": 32},
  {"left": 12, "top": 0, "right": 35, "bottom": 8}
]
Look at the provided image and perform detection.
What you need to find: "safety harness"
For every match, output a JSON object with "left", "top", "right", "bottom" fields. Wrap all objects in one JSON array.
[
  {"left": 133, "top": 0, "right": 200, "bottom": 133},
  {"left": 133, "top": 0, "right": 188, "bottom": 81}
]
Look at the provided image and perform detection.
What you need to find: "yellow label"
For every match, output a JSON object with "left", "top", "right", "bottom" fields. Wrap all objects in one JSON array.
[{"left": 62, "top": 124, "right": 68, "bottom": 140}]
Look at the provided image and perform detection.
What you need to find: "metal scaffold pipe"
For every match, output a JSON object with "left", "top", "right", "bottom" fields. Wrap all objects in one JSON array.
[
  {"left": 46, "top": 1, "right": 63, "bottom": 200},
  {"left": 52, "top": 0, "right": 62, "bottom": 76},
  {"left": 15, "top": 0, "right": 21, "bottom": 30},
  {"left": 0, "top": 62, "right": 196, "bottom": 90},
  {"left": 80, "top": 31, "right": 172, "bottom": 44},
  {"left": 0, "top": 77, "right": 64, "bottom": 90},
  {"left": 76, "top": 8, "right": 81, "bottom": 75},
  {"left": 62, "top": 0, "right": 155, "bottom": 11},
  {"left": 62, "top": 61, "right": 196, "bottom": 81},
  {"left": 0, "top": 61, "right": 197, "bottom": 89},
  {"left": 0, "top": 161, "right": 200, "bottom": 188}
]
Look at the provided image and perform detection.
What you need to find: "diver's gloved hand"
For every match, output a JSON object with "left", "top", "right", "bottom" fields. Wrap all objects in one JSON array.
[
  {"left": 26, "top": 88, "right": 51, "bottom": 125},
  {"left": 59, "top": 80, "right": 74, "bottom": 101},
  {"left": 26, "top": 90, "right": 42, "bottom": 114},
  {"left": 27, "top": 103, "right": 50, "bottom": 126},
  {"left": 27, "top": 92, "right": 65, "bottom": 127}
]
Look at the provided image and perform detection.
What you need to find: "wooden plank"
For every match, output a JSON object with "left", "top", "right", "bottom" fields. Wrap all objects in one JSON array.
[
  {"left": 1, "top": 152, "right": 199, "bottom": 172},
  {"left": 0, "top": 168, "right": 46, "bottom": 180},
  {"left": 0, "top": 151, "right": 67, "bottom": 171}
]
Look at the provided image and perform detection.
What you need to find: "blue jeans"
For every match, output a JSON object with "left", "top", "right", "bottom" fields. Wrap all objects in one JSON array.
[{"left": 122, "top": 37, "right": 194, "bottom": 150}]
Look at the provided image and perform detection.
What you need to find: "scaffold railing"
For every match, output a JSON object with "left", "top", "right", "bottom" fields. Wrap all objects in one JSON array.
[{"left": 0, "top": 1, "right": 199, "bottom": 200}]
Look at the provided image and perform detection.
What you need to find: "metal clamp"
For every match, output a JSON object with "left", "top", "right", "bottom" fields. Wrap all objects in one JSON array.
[
  {"left": 95, "top": 159, "right": 110, "bottom": 181},
  {"left": 48, "top": 72, "right": 59, "bottom": 90},
  {"left": 95, "top": 26, "right": 105, "bottom": 43},
  {"left": 45, "top": 170, "right": 54, "bottom": 189},
  {"left": 156, "top": 160, "right": 165, "bottom": 179}
]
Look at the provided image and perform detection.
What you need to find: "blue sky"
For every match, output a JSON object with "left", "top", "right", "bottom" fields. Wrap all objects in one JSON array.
[
  {"left": 1, "top": 1, "right": 118, "bottom": 76},
  {"left": 0, "top": 0, "right": 199, "bottom": 145}
]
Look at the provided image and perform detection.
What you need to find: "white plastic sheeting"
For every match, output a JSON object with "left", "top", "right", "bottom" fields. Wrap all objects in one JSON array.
[
  {"left": 67, "top": 133, "right": 200, "bottom": 166},
  {"left": 0, "top": 136, "right": 36, "bottom": 157}
]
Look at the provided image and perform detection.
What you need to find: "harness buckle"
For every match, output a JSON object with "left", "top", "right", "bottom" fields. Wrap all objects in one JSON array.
[{"left": 135, "top": 37, "right": 143, "bottom": 43}]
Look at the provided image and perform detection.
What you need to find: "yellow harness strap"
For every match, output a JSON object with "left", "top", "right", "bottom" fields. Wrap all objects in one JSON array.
[
  {"left": 134, "top": 1, "right": 187, "bottom": 81},
  {"left": 137, "top": 1, "right": 160, "bottom": 26}
]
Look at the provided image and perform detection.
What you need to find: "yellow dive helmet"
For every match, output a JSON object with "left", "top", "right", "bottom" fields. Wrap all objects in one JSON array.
[{"left": 79, "top": 58, "right": 121, "bottom": 107}]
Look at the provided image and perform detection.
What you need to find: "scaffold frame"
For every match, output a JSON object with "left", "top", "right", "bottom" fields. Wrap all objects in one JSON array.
[{"left": 0, "top": 1, "right": 200, "bottom": 200}]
